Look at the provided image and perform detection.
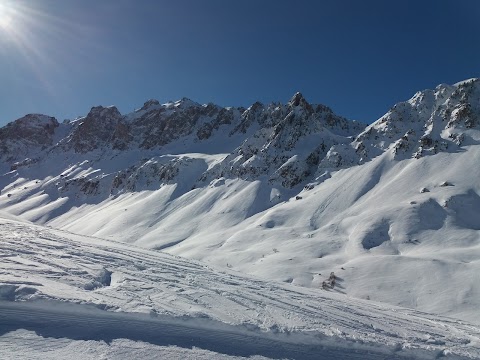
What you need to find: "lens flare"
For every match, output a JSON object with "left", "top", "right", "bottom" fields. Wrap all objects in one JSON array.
[{"left": 0, "top": 0, "right": 106, "bottom": 100}]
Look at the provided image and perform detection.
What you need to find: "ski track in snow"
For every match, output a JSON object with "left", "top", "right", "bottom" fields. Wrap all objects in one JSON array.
[{"left": 1, "top": 216, "right": 480, "bottom": 359}]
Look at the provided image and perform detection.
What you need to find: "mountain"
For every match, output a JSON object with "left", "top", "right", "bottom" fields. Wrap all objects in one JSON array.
[{"left": 1, "top": 78, "right": 479, "bottom": 327}]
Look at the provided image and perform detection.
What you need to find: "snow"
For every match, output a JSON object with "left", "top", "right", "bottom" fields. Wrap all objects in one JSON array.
[
  {"left": 454, "top": 78, "right": 478, "bottom": 87},
  {"left": 11, "top": 144, "right": 475, "bottom": 325},
  {"left": 1, "top": 79, "right": 480, "bottom": 358},
  {"left": 1, "top": 213, "right": 479, "bottom": 359}
]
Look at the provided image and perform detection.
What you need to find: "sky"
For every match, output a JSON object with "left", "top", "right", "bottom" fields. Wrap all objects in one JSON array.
[{"left": 0, "top": 0, "right": 479, "bottom": 126}]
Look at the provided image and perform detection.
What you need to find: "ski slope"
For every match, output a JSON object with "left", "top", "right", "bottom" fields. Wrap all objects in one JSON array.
[{"left": 1, "top": 213, "right": 479, "bottom": 359}]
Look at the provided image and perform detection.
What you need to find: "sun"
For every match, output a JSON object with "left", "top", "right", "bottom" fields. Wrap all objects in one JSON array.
[
  {"left": 0, "top": 1, "right": 40, "bottom": 48},
  {"left": 0, "top": 0, "right": 104, "bottom": 97},
  {"left": 0, "top": 1, "right": 15, "bottom": 32}
]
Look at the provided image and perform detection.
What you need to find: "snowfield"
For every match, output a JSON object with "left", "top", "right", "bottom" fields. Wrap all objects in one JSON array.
[
  {"left": 2, "top": 140, "right": 479, "bottom": 327},
  {"left": 1, "top": 213, "right": 480, "bottom": 359}
]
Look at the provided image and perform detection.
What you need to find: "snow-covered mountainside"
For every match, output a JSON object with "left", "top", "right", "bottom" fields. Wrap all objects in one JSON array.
[
  {"left": 1, "top": 79, "right": 480, "bottom": 329},
  {"left": 1, "top": 213, "right": 479, "bottom": 359}
]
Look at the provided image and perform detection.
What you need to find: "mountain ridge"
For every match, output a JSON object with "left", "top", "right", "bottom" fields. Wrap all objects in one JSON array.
[{"left": 2, "top": 79, "right": 478, "bottom": 181}]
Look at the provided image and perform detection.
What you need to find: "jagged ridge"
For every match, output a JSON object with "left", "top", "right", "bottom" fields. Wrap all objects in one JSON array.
[{"left": 2, "top": 80, "right": 479, "bottom": 196}]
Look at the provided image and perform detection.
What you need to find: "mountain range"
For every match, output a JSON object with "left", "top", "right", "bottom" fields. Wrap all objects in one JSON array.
[{"left": 1, "top": 78, "right": 479, "bottom": 328}]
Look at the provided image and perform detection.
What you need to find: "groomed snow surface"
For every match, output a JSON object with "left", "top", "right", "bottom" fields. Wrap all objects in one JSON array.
[{"left": 1, "top": 214, "right": 479, "bottom": 359}]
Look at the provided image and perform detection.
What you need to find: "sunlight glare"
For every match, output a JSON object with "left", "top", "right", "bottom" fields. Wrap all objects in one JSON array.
[
  {"left": 0, "top": 1, "right": 15, "bottom": 32},
  {"left": 0, "top": 0, "right": 64, "bottom": 95},
  {"left": 0, "top": 0, "right": 107, "bottom": 99}
]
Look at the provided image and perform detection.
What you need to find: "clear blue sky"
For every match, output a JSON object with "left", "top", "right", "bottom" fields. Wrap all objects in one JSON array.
[{"left": 0, "top": 0, "right": 479, "bottom": 126}]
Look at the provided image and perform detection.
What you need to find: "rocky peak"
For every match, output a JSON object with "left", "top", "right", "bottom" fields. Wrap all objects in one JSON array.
[
  {"left": 174, "top": 97, "right": 201, "bottom": 109},
  {"left": 230, "top": 102, "right": 265, "bottom": 134},
  {"left": 70, "top": 105, "right": 124, "bottom": 153},
  {"left": 242, "top": 101, "right": 265, "bottom": 120},
  {"left": 140, "top": 99, "right": 160, "bottom": 111},
  {"left": 87, "top": 105, "right": 122, "bottom": 120},
  {"left": 287, "top": 92, "right": 315, "bottom": 118},
  {"left": 446, "top": 78, "right": 480, "bottom": 129},
  {"left": 354, "top": 78, "right": 480, "bottom": 162},
  {"left": 0, "top": 114, "right": 59, "bottom": 162},
  {"left": 1, "top": 114, "right": 58, "bottom": 138},
  {"left": 200, "top": 95, "right": 363, "bottom": 188},
  {"left": 133, "top": 99, "right": 231, "bottom": 148},
  {"left": 289, "top": 92, "right": 307, "bottom": 107}
]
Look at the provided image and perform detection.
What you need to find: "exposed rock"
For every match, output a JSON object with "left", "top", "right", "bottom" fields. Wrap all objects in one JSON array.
[
  {"left": 112, "top": 122, "right": 133, "bottom": 150},
  {"left": 140, "top": 99, "right": 160, "bottom": 111},
  {"left": 1, "top": 79, "right": 479, "bottom": 198},
  {"left": 354, "top": 79, "right": 480, "bottom": 162},
  {"left": 70, "top": 106, "right": 124, "bottom": 153},
  {"left": 0, "top": 114, "right": 58, "bottom": 162}
]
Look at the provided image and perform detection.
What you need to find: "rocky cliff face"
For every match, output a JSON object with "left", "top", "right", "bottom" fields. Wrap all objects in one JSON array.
[
  {"left": 130, "top": 98, "right": 241, "bottom": 149},
  {"left": 199, "top": 93, "right": 364, "bottom": 188},
  {"left": 69, "top": 106, "right": 125, "bottom": 153},
  {"left": 354, "top": 79, "right": 480, "bottom": 162},
  {"left": 0, "top": 114, "right": 58, "bottom": 165}
]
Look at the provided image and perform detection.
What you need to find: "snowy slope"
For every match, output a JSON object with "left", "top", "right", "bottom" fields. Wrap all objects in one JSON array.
[
  {"left": 0, "top": 79, "right": 479, "bottom": 330},
  {"left": 1, "top": 213, "right": 480, "bottom": 359}
]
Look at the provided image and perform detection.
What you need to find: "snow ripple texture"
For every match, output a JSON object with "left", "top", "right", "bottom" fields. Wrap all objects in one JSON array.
[{"left": 0, "top": 215, "right": 479, "bottom": 359}]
